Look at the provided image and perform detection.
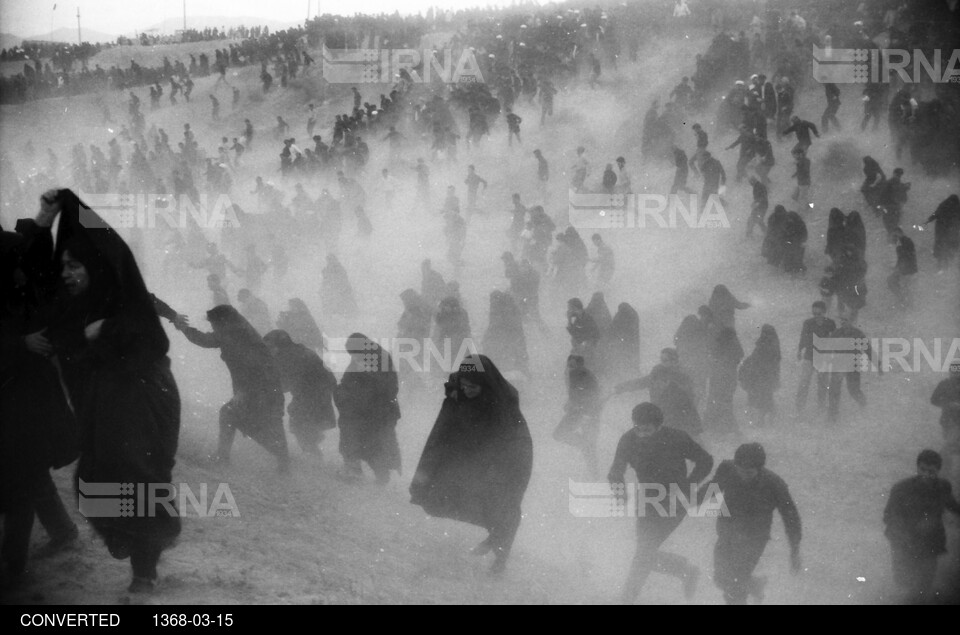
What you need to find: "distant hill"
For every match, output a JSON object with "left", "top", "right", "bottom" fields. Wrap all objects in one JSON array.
[
  {"left": 21, "top": 27, "right": 117, "bottom": 45},
  {"left": 144, "top": 15, "right": 301, "bottom": 35},
  {"left": 0, "top": 32, "right": 22, "bottom": 51}
]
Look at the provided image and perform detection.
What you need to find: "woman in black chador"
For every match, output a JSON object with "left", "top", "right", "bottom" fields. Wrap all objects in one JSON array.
[
  {"left": 177, "top": 304, "right": 289, "bottom": 472},
  {"left": 275, "top": 297, "right": 324, "bottom": 352},
  {"left": 606, "top": 302, "right": 640, "bottom": 384},
  {"left": 708, "top": 284, "right": 750, "bottom": 330},
  {"left": 704, "top": 326, "right": 745, "bottom": 434},
  {"left": 42, "top": 189, "right": 180, "bottom": 593},
  {"left": 433, "top": 295, "right": 472, "bottom": 373},
  {"left": 738, "top": 324, "right": 781, "bottom": 427},
  {"left": 264, "top": 329, "right": 337, "bottom": 460},
  {"left": 410, "top": 355, "right": 533, "bottom": 575},
  {"left": 320, "top": 254, "right": 358, "bottom": 318},
  {"left": 481, "top": 290, "right": 528, "bottom": 376},
  {"left": 334, "top": 333, "right": 402, "bottom": 485}
]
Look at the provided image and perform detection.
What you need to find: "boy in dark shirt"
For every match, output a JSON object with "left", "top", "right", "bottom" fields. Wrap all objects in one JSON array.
[
  {"left": 795, "top": 301, "right": 836, "bottom": 413},
  {"left": 884, "top": 449, "right": 960, "bottom": 603},
  {"left": 702, "top": 443, "right": 802, "bottom": 604},
  {"left": 608, "top": 403, "right": 713, "bottom": 603}
]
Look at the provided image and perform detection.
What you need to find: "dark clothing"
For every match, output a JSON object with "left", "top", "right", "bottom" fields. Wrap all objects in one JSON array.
[
  {"left": 714, "top": 531, "right": 768, "bottom": 604},
  {"left": 798, "top": 316, "right": 836, "bottom": 361},
  {"left": 608, "top": 426, "right": 713, "bottom": 513},
  {"left": 271, "top": 338, "right": 337, "bottom": 451},
  {"left": 411, "top": 356, "right": 532, "bottom": 558},
  {"left": 826, "top": 323, "right": 872, "bottom": 423},
  {"left": 705, "top": 332, "right": 744, "bottom": 433},
  {"left": 482, "top": 293, "right": 528, "bottom": 374},
  {"left": 884, "top": 476, "right": 960, "bottom": 557},
  {"left": 884, "top": 476, "right": 960, "bottom": 600},
  {"left": 1, "top": 226, "right": 79, "bottom": 572},
  {"left": 700, "top": 157, "right": 726, "bottom": 194},
  {"left": 335, "top": 344, "right": 402, "bottom": 479},
  {"left": 931, "top": 377, "right": 960, "bottom": 431},
  {"left": 553, "top": 367, "right": 601, "bottom": 473},
  {"left": 180, "top": 320, "right": 287, "bottom": 458},
  {"left": 739, "top": 348, "right": 780, "bottom": 413},
  {"left": 609, "top": 425, "right": 710, "bottom": 602},
  {"left": 929, "top": 195, "right": 960, "bottom": 266},
  {"left": 618, "top": 365, "right": 702, "bottom": 434},
  {"left": 782, "top": 120, "right": 818, "bottom": 148},
  {"left": 708, "top": 288, "right": 749, "bottom": 330},
  {"left": 567, "top": 311, "right": 600, "bottom": 349},
  {"left": 42, "top": 195, "right": 181, "bottom": 570},
  {"left": 794, "top": 157, "right": 811, "bottom": 186},
  {"left": 710, "top": 460, "right": 801, "bottom": 603},
  {"left": 895, "top": 236, "right": 918, "bottom": 275}
]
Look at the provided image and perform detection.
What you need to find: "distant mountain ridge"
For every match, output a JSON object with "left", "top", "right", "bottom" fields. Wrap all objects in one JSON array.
[
  {"left": 0, "top": 32, "right": 22, "bottom": 50},
  {"left": 19, "top": 27, "right": 117, "bottom": 45},
  {"left": 7, "top": 15, "right": 301, "bottom": 48},
  {"left": 143, "top": 15, "right": 301, "bottom": 35}
]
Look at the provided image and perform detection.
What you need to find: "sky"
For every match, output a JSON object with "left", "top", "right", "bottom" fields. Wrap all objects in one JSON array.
[{"left": 0, "top": 0, "right": 543, "bottom": 39}]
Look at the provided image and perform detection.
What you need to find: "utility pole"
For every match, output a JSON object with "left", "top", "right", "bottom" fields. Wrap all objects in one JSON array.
[
  {"left": 77, "top": 7, "right": 81, "bottom": 44},
  {"left": 183, "top": 0, "right": 187, "bottom": 31}
]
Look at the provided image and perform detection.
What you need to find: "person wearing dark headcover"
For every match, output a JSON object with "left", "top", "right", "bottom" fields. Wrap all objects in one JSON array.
[
  {"left": 746, "top": 176, "right": 768, "bottom": 238},
  {"left": 834, "top": 245, "right": 868, "bottom": 323},
  {"left": 887, "top": 227, "right": 917, "bottom": 309},
  {"left": 927, "top": 194, "right": 960, "bottom": 272},
  {"left": 276, "top": 297, "right": 325, "bottom": 352},
  {"left": 397, "top": 289, "right": 432, "bottom": 384},
  {"left": 825, "top": 208, "right": 846, "bottom": 263},
  {"left": 607, "top": 302, "right": 640, "bottom": 384},
  {"left": 481, "top": 290, "right": 528, "bottom": 376},
  {"left": 585, "top": 291, "right": 612, "bottom": 335},
  {"left": 334, "top": 333, "right": 402, "bottom": 485},
  {"left": 739, "top": 325, "right": 781, "bottom": 427},
  {"left": 237, "top": 287, "right": 272, "bottom": 335},
  {"left": 434, "top": 296, "right": 473, "bottom": 373},
  {"left": 32, "top": 189, "right": 181, "bottom": 593},
  {"left": 708, "top": 284, "right": 750, "bottom": 330},
  {"left": 608, "top": 403, "right": 713, "bottom": 603},
  {"left": 780, "top": 211, "right": 807, "bottom": 274},
  {"left": 320, "top": 254, "right": 358, "bottom": 317},
  {"left": 503, "top": 253, "right": 545, "bottom": 330},
  {"left": 1, "top": 226, "right": 78, "bottom": 581},
  {"left": 264, "top": 330, "right": 337, "bottom": 460},
  {"left": 700, "top": 443, "right": 802, "bottom": 604},
  {"left": 705, "top": 327, "right": 744, "bottom": 434},
  {"left": 843, "top": 211, "right": 867, "bottom": 257},
  {"left": 876, "top": 167, "right": 910, "bottom": 240},
  {"left": 176, "top": 304, "right": 289, "bottom": 472},
  {"left": 761, "top": 205, "right": 787, "bottom": 267},
  {"left": 585, "top": 291, "right": 613, "bottom": 372},
  {"left": 860, "top": 156, "right": 886, "bottom": 208},
  {"left": 420, "top": 259, "right": 446, "bottom": 315},
  {"left": 930, "top": 365, "right": 960, "bottom": 440},
  {"left": 410, "top": 354, "right": 533, "bottom": 575},
  {"left": 553, "top": 355, "right": 602, "bottom": 475},
  {"left": 567, "top": 297, "right": 599, "bottom": 351}
]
